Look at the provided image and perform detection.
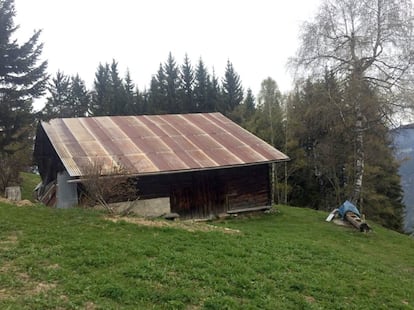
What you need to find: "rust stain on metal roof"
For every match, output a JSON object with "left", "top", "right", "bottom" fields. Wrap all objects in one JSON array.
[{"left": 40, "top": 113, "right": 289, "bottom": 177}]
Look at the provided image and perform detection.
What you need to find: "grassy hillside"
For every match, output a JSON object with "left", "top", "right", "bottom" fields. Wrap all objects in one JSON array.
[
  {"left": 0, "top": 203, "right": 413, "bottom": 309},
  {"left": 19, "top": 172, "right": 41, "bottom": 202}
]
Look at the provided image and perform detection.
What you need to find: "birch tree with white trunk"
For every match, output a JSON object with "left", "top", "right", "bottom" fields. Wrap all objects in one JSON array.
[{"left": 291, "top": 0, "right": 414, "bottom": 205}]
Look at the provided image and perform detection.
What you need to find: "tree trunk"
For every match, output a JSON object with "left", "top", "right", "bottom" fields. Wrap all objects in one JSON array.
[{"left": 350, "top": 94, "right": 364, "bottom": 206}]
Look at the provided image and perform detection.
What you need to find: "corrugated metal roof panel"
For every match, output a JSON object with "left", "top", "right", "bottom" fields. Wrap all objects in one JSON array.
[{"left": 40, "top": 113, "right": 289, "bottom": 177}]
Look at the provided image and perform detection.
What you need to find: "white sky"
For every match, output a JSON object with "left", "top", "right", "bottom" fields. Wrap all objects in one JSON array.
[{"left": 13, "top": 0, "right": 321, "bottom": 110}]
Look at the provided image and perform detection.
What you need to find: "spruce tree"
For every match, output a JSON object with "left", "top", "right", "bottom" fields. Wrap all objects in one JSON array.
[
  {"left": 286, "top": 74, "right": 404, "bottom": 230},
  {"left": 42, "top": 71, "right": 72, "bottom": 120},
  {"left": 148, "top": 64, "right": 168, "bottom": 114},
  {"left": 193, "top": 59, "right": 209, "bottom": 112},
  {"left": 91, "top": 63, "right": 112, "bottom": 116},
  {"left": 134, "top": 88, "right": 146, "bottom": 115},
  {"left": 42, "top": 72, "right": 90, "bottom": 120},
  {"left": 164, "top": 52, "right": 180, "bottom": 113},
  {"left": 206, "top": 69, "right": 221, "bottom": 112},
  {"left": 70, "top": 74, "right": 90, "bottom": 117},
  {"left": 123, "top": 70, "right": 137, "bottom": 115},
  {"left": 0, "top": 0, "right": 47, "bottom": 154},
  {"left": 109, "top": 59, "right": 129, "bottom": 115},
  {"left": 221, "top": 60, "right": 243, "bottom": 114},
  {"left": 179, "top": 54, "right": 195, "bottom": 113},
  {"left": 292, "top": 0, "right": 414, "bottom": 206},
  {"left": 243, "top": 88, "right": 256, "bottom": 118}
]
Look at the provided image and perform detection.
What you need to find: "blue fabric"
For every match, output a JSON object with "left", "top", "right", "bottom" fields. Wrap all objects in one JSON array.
[{"left": 338, "top": 200, "right": 361, "bottom": 219}]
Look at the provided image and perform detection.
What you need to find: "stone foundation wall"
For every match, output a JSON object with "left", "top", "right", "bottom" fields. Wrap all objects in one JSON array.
[{"left": 105, "top": 197, "right": 171, "bottom": 217}]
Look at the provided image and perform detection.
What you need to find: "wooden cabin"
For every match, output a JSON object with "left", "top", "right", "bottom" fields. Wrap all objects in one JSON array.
[{"left": 34, "top": 113, "right": 289, "bottom": 219}]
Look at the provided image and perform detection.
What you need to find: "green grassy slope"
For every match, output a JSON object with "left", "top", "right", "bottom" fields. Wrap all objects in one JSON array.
[
  {"left": 19, "top": 172, "right": 41, "bottom": 201},
  {"left": 0, "top": 203, "right": 413, "bottom": 309}
]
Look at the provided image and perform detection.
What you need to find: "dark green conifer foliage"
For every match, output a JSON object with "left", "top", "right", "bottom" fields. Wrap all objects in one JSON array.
[
  {"left": 221, "top": 60, "right": 243, "bottom": 113},
  {"left": 148, "top": 64, "right": 168, "bottom": 114},
  {"left": 42, "top": 72, "right": 90, "bottom": 120},
  {"left": 123, "top": 70, "right": 137, "bottom": 115},
  {"left": 164, "top": 52, "right": 180, "bottom": 113},
  {"left": 134, "top": 88, "right": 146, "bottom": 115},
  {"left": 193, "top": 59, "right": 209, "bottom": 112},
  {"left": 91, "top": 60, "right": 130, "bottom": 116},
  {"left": 292, "top": 0, "right": 414, "bottom": 208},
  {"left": 287, "top": 76, "right": 345, "bottom": 210},
  {"left": 211, "top": 71, "right": 222, "bottom": 109},
  {"left": 70, "top": 74, "right": 90, "bottom": 117},
  {"left": 109, "top": 60, "right": 126, "bottom": 115},
  {"left": 243, "top": 88, "right": 256, "bottom": 118},
  {"left": 286, "top": 73, "right": 404, "bottom": 230},
  {"left": 0, "top": 0, "right": 47, "bottom": 154},
  {"left": 91, "top": 63, "right": 112, "bottom": 116},
  {"left": 206, "top": 70, "right": 221, "bottom": 112},
  {"left": 42, "top": 71, "right": 72, "bottom": 119},
  {"left": 179, "top": 54, "right": 195, "bottom": 113}
]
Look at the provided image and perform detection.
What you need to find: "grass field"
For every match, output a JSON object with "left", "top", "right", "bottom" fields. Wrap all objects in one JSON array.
[
  {"left": 19, "top": 172, "right": 41, "bottom": 202},
  {"left": 0, "top": 201, "right": 413, "bottom": 309}
]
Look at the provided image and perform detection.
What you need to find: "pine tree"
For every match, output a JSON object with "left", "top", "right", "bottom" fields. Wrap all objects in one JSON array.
[
  {"left": 243, "top": 88, "right": 256, "bottom": 118},
  {"left": 91, "top": 60, "right": 130, "bottom": 116},
  {"left": 286, "top": 76, "right": 346, "bottom": 210},
  {"left": 0, "top": 0, "right": 47, "bottom": 155},
  {"left": 221, "top": 60, "right": 243, "bottom": 114},
  {"left": 164, "top": 52, "right": 180, "bottom": 113},
  {"left": 42, "top": 72, "right": 90, "bottom": 120},
  {"left": 179, "top": 54, "right": 195, "bottom": 113},
  {"left": 193, "top": 59, "right": 209, "bottom": 112},
  {"left": 70, "top": 74, "right": 90, "bottom": 117},
  {"left": 134, "top": 88, "right": 146, "bottom": 114},
  {"left": 123, "top": 70, "right": 137, "bottom": 115},
  {"left": 292, "top": 0, "right": 414, "bottom": 206},
  {"left": 206, "top": 69, "right": 220, "bottom": 112},
  {"left": 91, "top": 63, "right": 112, "bottom": 116},
  {"left": 109, "top": 59, "right": 126, "bottom": 115},
  {"left": 42, "top": 71, "right": 72, "bottom": 120},
  {"left": 285, "top": 74, "right": 404, "bottom": 230},
  {"left": 148, "top": 64, "right": 168, "bottom": 114}
]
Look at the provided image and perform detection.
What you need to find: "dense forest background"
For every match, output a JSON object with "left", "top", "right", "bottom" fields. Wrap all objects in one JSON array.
[{"left": 1, "top": 0, "right": 412, "bottom": 232}]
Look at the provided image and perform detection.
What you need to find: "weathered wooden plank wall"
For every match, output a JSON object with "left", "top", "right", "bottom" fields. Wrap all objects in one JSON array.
[{"left": 137, "top": 164, "right": 270, "bottom": 218}]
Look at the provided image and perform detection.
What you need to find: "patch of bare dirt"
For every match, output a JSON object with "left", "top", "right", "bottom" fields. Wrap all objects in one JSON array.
[
  {"left": 0, "top": 288, "right": 11, "bottom": 300},
  {"left": 0, "top": 197, "right": 34, "bottom": 207},
  {"left": 16, "top": 199, "right": 34, "bottom": 207},
  {"left": 0, "top": 261, "right": 14, "bottom": 273},
  {"left": 47, "top": 263, "right": 60, "bottom": 270},
  {"left": 31, "top": 282, "right": 56, "bottom": 295},
  {"left": 0, "top": 257, "right": 56, "bottom": 299},
  {"left": 84, "top": 301, "right": 96, "bottom": 310},
  {"left": 0, "top": 234, "right": 18, "bottom": 244},
  {"left": 106, "top": 216, "right": 241, "bottom": 234},
  {"left": 0, "top": 231, "right": 21, "bottom": 251},
  {"left": 304, "top": 295, "right": 316, "bottom": 303}
]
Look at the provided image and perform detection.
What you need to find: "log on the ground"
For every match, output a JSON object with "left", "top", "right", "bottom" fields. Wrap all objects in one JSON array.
[{"left": 345, "top": 211, "right": 371, "bottom": 232}]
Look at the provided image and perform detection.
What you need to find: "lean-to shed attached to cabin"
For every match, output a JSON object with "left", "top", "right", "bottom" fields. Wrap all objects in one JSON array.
[{"left": 34, "top": 113, "right": 289, "bottom": 219}]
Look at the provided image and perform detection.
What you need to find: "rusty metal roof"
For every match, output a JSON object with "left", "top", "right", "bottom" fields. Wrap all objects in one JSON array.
[{"left": 40, "top": 113, "right": 289, "bottom": 177}]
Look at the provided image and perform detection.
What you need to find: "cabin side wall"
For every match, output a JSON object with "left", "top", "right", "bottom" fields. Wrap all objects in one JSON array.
[{"left": 137, "top": 164, "right": 271, "bottom": 219}]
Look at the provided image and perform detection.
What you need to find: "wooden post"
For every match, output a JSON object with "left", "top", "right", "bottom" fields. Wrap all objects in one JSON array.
[
  {"left": 5, "top": 186, "right": 21, "bottom": 201},
  {"left": 270, "top": 163, "right": 275, "bottom": 205}
]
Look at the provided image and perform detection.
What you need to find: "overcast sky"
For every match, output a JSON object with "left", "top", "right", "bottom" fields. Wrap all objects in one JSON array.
[{"left": 13, "top": 0, "right": 321, "bottom": 110}]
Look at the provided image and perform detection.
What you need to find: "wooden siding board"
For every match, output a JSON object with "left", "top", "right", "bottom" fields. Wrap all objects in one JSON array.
[{"left": 136, "top": 164, "right": 270, "bottom": 219}]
